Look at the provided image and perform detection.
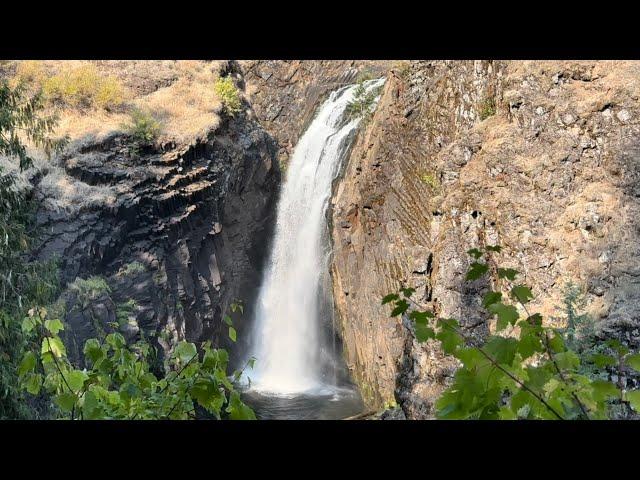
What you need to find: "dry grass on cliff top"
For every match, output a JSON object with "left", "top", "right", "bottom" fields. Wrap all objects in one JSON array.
[{"left": 2, "top": 60, "right": 226, "bottom": 146}]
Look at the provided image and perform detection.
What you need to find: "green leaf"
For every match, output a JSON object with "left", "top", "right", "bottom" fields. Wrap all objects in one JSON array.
[
  {"left": 482, "top": 291, "right": 502, "bottom": 308},
  {"left": 626, "top": 390, "right": 640, "bottom": 412},
  {"left": 22, "top": 316, "right": 36, "bottom": 333},
  {"left": 517, "top": 331, "right": 543, "bottom": 360},
  {"left": 590, "top": 353, "right": 617, "bottom": 368},
  {"left": 498, "top": 406, "right": 516, "bottom": 419},
  {"left": 67, "top": 370, "right": 88, "bottom": 392},
  {"left": 591, "top": 380, "right": 619, "bottom": 402},
  {"left": 175, "top": 341, "right": 197, "bottom": 364},
  {"left": 190, "top": 379, "right": 225, "bottom": 414},
  {"left": 625, "top": 353, "right": 640, "bottom": 372},
  {"left": 41, "top": 336, "right": 66, "bottom": 358},
  {"left": 605, "top": 339, "right": 629, "bottom": 356},
  {"left": 400, "top": 287, "right": 416, "bottom": 298},
  {"left": 414, "top": 323, "right": 435, "bottom": 343},
  {"left": 83, "top": 338, "right": 104, "bottom": 363},
  {"left": 436, "top": 319, "right": 463, "bottom": 354},
  {"left": 105, "top": 332, "right": 125, "bottom": 349},
  {"left": 381, "top": 293, "right": 399, "bottom": 305},
  {"left": 548, "top": 334, "right": 566, "bottom": 353},
  {"left": 54, "top": 392, "right": 77, "bottom": 412},
  {"left": 456, "top": 347, "right": 484, "bottom": 368},
  {"left": 390, "top": 299, "right": 409, "bottom": 317},
  {"left": 485, "top": 336, "right": 518, "bottom": 365},
  {"left": 409, "top": 310, "right": 434, "bottom": 324},
  {"left": 82, "top": 390, "right": 103, "bottom": 419},
  {"left": 466, "top": 262, "right": 489, "bottom": 281},
  {"left": 488, "top": 302, "right": 519, "bottom": 331},
  {"left": 510, "top": 285, "right": 534, "bottom": 304},
  {"left": 467, "top": 248, "right": 483, "bottom": 259},
  {"left": 554, "top": 351, "right": 580, "bottom": 371},
  {"left": 228, "top": 327, "right": 237, "bottom": 343},
  {"left": 223, "top": 315, "right": 233, "bottom": 326},
  {"left": 44, "top": 318, "right": 64, "bottom": 335},
  {"left": 226, "top": 391, "right": 256, "bottom": 420},
  {"left": 486, "top": 245, "right": 502, "bottom": 253},
  {"left": 526, "top": 313, "right": 543, "bottom": 325},
  {"left": 18, "top": 351, "right": 37, "bottom": 377},
  {"left": 24, "top": 373, "right": 42, "bottom": 395},
  {"left": 497, "top": 268, "right": 518, "bottom": 281}
]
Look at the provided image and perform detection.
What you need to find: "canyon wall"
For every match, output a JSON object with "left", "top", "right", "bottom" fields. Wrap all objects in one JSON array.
[
  {"left": 331, "top": 60, "right": 640, "bottom": 417},
  {"left": 15, "top": 62, "right": 281, "bottom": 366}
]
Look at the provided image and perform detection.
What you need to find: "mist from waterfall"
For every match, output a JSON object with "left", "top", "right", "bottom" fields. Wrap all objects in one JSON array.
[{"left": 244, "top": 78, "right": 385, "bottom": 396}]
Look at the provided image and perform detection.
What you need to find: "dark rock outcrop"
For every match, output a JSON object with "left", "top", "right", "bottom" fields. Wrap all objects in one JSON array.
[{"left": 32, "top": 112, "right": 280, "bottom": 365}]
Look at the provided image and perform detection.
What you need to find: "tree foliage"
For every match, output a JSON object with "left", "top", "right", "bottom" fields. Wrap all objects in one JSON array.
[
  {"left": 1, "top": 79, "right": 66, "bottom": 170},
  {"left": 19, "top": 306, "right": 256, "bottom": 420},
  {"left": 345, "top": 78, "right": 382, "bottom": 124},
  {"left": 214, "top": 76, "right": 242, "bottom": 117},
  {"left": 0, "top": 78, "right": 64, "bottom": 418},
  {"left": 384, "top": 245, "right": 640, "bottom": 419}
]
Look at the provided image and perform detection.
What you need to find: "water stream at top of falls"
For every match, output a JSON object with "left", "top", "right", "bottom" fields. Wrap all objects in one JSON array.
[{"left": 241, "top": 79, "right": 385, "bottom": 415}]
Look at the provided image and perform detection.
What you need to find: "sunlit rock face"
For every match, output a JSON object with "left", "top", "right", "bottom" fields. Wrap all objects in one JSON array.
[{"left": 331, "top": 61, "right": 640, "bottom": 417}]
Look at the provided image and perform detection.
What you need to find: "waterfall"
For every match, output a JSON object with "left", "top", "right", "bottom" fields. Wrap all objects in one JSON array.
[{"left": 245, "top": 78, "right": 385, "bottom": 396}]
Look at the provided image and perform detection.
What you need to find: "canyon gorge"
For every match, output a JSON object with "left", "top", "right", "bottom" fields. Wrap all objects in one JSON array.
[{"left": 2, "top": 60, "right": 639, "bottom": 419}]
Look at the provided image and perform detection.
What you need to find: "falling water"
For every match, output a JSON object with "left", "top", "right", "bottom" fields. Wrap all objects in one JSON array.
[{"left": 244, "top": 78, "right": 385, "bottom": 398}]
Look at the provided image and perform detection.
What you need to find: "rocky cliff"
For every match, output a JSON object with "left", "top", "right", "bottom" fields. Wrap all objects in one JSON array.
[
  {"left": 6, "top": 61, "right": 281, "bottom": 366},
  {"left": 331, "top": 60, "right": 640, "bottom": 417}
]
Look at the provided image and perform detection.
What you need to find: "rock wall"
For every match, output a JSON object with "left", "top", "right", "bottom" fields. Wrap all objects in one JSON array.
[
  {"left": 31, "top": 106, "right": 280, "bottom": 366},
  {"left": 331, "top": 60, "right": 640, "bottom": 417},
  {"left": 242, "top": 60, "right": 390, "bottom": 166}
]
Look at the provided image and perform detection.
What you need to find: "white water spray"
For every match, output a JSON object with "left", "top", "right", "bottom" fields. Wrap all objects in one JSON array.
[{"left": 245, "top": 78, "right": 385, "bottom": 395}]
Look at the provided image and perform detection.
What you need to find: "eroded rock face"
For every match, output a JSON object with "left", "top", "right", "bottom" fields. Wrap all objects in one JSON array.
[
  {"left": 242, "top": 60, "right": 390, "bottom": 166},
  {"left": 32, "top": 113, "right": 280, "bottom": 366},
  {"left": 331, "top": 60, "right": 640, "bottom": 417}
]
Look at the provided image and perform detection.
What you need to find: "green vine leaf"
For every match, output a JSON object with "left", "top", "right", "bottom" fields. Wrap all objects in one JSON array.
[
  {"left": 497, "top": 268, "right": 518, "bottom": 281},
  {"left": 626, "top": 353, "right": 640, "bottom": 372},
  {"left": 381, "top": 293, "right": 399, "bottom": 305},
  {"left": 466, "top": 262, "right": 489, "bottom": 281},
  {"left": 510, "top": 285, "right": 534, "bottom": 304},
  {"left": 390, "top": 299, "right": 409, "bottom": 317},
  {"left": 467, "top": 248, "right": 483, "bottom": 259},
  {"left": 488, "top": 302, "right": 519, "bottom": 331},
  {"left": 482, "top": 291, "right": 502, "bottom": 308},
  {"left": 625, "top": 390, "right": 640, "bottom": 412}
]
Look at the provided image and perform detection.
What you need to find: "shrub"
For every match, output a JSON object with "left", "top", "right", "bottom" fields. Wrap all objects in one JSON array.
[
  {"left": 479, "top": 96, "right": 497, "bottom": 120},
  {"left": 13, "top": 60, "right": 46, "bottom": 87},
  {"left": 123, "top": 108, "right": 162, "bottom": 147},
  {"left": 43, "top": 64, "right": 125, "bottom": 111},
  {"left": 67, "top": 276, "right": 111, "bottom": 309},
  {"left": 420, "top": 172, "right": 439, "bottom": 190},
  {"left": 117, "top": 261, "right": 147, "bottom": 277},
  {"left": 213, "top": 76, "right": 242, "bottom": 117},
  {"left": 116, "top": 299, "right": 138, "bottom": 327},
  {"left": 345, "top": 79, "right": 382, "bottom": 124},
  {"left": 392, "top": 61, "right": 411, "bottom": 79}
]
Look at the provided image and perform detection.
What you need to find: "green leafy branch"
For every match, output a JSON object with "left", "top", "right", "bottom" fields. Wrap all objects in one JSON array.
[{"left": 383, "top": 245, "right": 640, "bottom": 420}]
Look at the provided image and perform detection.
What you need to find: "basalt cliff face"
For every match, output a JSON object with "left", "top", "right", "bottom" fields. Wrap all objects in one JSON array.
[
  {"left": 330, "top": 60, "right": 640, "bottom": 417},
  {"left": 18, "top": 62, "right": 281, "bottom": 366}
]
